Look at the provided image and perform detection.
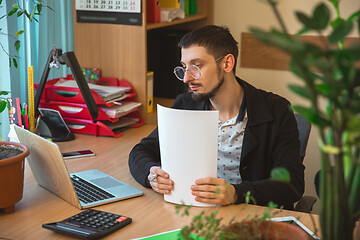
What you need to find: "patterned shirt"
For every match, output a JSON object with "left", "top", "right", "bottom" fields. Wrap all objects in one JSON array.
[
  {"left": 205, "top": 86, "right": 247, "bottom": 184},
  {"left": 217, "top": 111, "right": 248, "bottom": 184}
]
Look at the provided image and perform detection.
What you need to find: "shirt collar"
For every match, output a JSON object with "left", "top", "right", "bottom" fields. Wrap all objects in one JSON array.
[{"left": 204, "top": 77, "right": 247, "bottom": 122}]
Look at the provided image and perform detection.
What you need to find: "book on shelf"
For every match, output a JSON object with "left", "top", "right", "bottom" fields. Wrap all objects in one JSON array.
[{"left": 54, "top": 80, "right": 131, "bottom": 103}]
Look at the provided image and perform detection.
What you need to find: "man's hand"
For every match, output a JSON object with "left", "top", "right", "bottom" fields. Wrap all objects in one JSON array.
[
  {"left": 148, "top": 166, "right": 174, "bottom": 194},
  {"left": 191, "top": 177, "right": 237, "bottom": 205}
]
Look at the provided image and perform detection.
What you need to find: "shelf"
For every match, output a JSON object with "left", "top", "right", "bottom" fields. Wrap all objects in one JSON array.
[{"left": 146, "top": 14, "right": 208, "bottom": 30}]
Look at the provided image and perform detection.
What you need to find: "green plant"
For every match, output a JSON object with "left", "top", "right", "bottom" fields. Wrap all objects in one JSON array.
[
  {"left": 250, "top": 0, "right": 360, "bottom": 239},
  {"left": 176, "top": 168, "right": 309, "bottom": 240},
  {"left": 0, "top": 91, "right": 10, "bottom": 114},
  {"left": 0, "top": 0, "right": 51, "bottom": 68},
  {"left": 176, "top": 200, "right": 282, "bottom": 240}
]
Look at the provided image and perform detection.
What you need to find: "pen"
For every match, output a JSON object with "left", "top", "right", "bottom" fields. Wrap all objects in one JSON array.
[
  {"left": 150, "top": 173, "right": 158, "bottom": 182},
  {"left": 35, "top": 115, "right": 42, "bottom": 134}
]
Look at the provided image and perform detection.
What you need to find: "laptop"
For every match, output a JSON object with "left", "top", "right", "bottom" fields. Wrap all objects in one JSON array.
[{"left": 14, "top": 125, "right": 143, "bottom": 209}]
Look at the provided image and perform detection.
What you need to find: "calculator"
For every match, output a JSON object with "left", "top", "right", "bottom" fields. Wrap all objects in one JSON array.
[{"left": 42, "top": 209, "right": 132, "bottom": 239}]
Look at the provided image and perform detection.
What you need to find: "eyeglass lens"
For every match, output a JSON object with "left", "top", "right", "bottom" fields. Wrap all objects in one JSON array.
[{"left": 174, "top": 65, "right": 201, "bottom": 81}]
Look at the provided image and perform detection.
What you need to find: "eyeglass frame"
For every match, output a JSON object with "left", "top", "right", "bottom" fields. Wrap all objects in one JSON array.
[{"left": 173, "top": 56, "right": 226, "bottom": 81}]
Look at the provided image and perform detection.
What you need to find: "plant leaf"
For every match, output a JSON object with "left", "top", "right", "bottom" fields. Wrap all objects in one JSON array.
[
  {"left": 14, "top": 40, "right": 20, "bottom": 53},
  {"left": 347, "top": 10, "right": 360, "bottom": 22},
  {"left": 0, "top": 91, "right": 10, "bottom": 95},
  {"left": 288, "top": 84, "right": 312, "bottom": 100},
  {"left": 328, "top": 0, "right": 339, "bottom": 8},
  {"left": 9, "top": 57, "right": 11, "bottom": 68},
  {"left": 17, "top": 11, "right": 24, "bottom": 17},
  {"left": 7, "top": 7, "right": 18, "bottom": 17},
  {"left": 16, "top": 30, "right": 24, "bottom": 37},
  {"left": 271, "top": 167, "right": 290, "bottom": 183},
  {"left": 292, "top": 105, "right": 331, "bottom": 127},
  {"left": 0, "top": 100, "right": 7, "bottom": 113},
  {"left": 312, "top": 3, "right": 330, "bottom": 30},
  {"left": 296, "top": 11, "right": 316, "bottom": 29},
  {"left": 330, "top": 18, "right": 345, "bottom": 28},
  {"left": 329, "top": 21, "right": 353, "bottom": 44},
  {"left": 13, "top": 58, "right": 18, "bottom": 69},
  {"left": 30, "top": 6, "right": 36, "bottom": 21},
  {"left": 296, "top": 27, "right": 312, "bottom": 36},
  {"left": 37, "top": 4, "right": 42, "bottom": 14},
  {"left": 250, "top": 28, "right": 305, "bottom": 53}
]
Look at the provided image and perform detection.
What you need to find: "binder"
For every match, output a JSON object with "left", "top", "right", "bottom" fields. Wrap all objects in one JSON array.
[
  {"left": 160, "top": 0, "right": 181, "bottom": 9},
  {"left": 147, "top": 0, "right": 160, "bottom": 23},
  {"left": 189, "top": 0, "right": 197, "bottom": 14},
  {"left": 146, "top": 72, "right": 154, "bottom": 113}
]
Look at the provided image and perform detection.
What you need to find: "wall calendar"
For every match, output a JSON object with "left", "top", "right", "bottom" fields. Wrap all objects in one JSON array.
[{"left": 76, "top": 0, "right": 142, "bottom": 26}]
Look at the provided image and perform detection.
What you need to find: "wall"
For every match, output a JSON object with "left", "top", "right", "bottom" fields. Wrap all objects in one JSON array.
[{"left": 214, "top": 0, "right": 360, "bottom": 213}]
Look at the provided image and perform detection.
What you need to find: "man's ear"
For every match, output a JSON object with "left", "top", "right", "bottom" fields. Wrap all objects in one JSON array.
[{"left": 223, "top": 54, "right": 235, "bottom": 73}]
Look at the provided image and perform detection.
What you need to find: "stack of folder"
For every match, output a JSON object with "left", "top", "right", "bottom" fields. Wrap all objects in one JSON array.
[{"left": 35, "top": 75, "right": 143, "bottom": 137}]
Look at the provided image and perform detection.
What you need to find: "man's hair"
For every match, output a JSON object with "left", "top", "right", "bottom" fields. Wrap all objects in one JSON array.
[{"left": 178, "top": 25, "right": 239, "bottom": 74}]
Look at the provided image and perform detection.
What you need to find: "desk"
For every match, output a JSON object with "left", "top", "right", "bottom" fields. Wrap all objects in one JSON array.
[{"left": 0, "top": 125, "right": 320, "bottom": 239}]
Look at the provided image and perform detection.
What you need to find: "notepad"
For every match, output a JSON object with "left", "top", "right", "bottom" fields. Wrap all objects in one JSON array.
[{"left": 135, "top": 229, "right": 203, "bottom": 240}]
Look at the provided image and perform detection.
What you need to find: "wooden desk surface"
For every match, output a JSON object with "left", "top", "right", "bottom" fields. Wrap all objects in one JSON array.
[{"left": 0, "top": 125, "right": 320, "bottom": 239}]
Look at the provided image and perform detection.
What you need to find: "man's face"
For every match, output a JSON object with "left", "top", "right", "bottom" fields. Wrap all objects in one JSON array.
[{"left": 181, "top": 46, "right": 224, "bottom": 101}]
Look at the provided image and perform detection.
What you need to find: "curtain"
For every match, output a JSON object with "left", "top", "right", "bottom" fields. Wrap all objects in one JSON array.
[{"left": 0, "top": 0, "right": 74, "bottom": 139}]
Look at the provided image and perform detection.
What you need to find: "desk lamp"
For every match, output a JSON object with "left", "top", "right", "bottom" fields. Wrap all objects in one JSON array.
[{"left": 34, "top": 48, "right": 99, "bottom": 141}]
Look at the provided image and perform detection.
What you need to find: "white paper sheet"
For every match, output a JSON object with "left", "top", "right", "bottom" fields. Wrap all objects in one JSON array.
[{"left": 157, "top": 105, "right": 218, "bottom": 207}]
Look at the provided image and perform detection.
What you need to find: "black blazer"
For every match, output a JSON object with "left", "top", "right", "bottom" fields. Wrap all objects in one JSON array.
[{"left": 128, "top": 78, "right": 304, "bottom": 209}]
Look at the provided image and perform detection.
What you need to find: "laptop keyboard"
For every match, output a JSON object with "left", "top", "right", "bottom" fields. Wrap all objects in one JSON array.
[{"left": 71, "top": 175, "right": 115, "bottom": 204}]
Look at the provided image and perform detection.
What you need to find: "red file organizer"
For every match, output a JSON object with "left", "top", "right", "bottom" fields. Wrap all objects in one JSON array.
[
  {"left": 63, "top": 112, "right": 144, "bottom": 138},
  {"left": 41, "top": 99, "right": 141, "bottom": 123},
  {"left": 35, "top": 75, "right": 136, "bottom": 107},
  {"left": 35, "top": 75, "right": 143, "bottom": 137}
]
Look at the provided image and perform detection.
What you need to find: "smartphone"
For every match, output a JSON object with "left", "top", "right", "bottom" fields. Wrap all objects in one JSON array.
[
  {"left": 62, "top": 150, "right": 95, "bottom": 159},
  {"left": 269, "top": 216, "right": 320, "bottom": 240}
]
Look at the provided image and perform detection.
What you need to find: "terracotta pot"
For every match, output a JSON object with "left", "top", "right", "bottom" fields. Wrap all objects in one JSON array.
[
  {"left": 223, "top": 220, "right": 310, "bottom": 240},
  {"left": 0, "top": 141, "right": 30, "bottom": 213}
]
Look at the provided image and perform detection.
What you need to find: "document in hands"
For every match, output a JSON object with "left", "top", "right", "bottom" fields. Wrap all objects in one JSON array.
[{"left": 157, "top": 105, "right": 218, "bottom": 207}]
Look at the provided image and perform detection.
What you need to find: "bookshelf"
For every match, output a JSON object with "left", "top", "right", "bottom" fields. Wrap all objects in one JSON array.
[{"left": 72, "top": 0, "right": 213, "bottom": 124}]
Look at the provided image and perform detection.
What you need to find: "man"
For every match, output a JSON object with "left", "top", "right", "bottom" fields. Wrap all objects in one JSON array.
[{"left": 129, "top": 25, "right": 304, "bottom": 209}]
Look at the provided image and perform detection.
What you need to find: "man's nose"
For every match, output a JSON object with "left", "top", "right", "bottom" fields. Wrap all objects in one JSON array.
[{"left": 183, "top": 70, "right": 194, "bottom": 84}]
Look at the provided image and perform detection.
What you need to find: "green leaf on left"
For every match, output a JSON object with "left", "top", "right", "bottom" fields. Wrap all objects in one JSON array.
[
  {"left": 271, "top": 167, "right": 290, "bottom": 183},
  {"left": 0, "top": 100, "right": 7, "bottom": 113},
  {"left": 13, "top": 58, "right": 18, "bottom": 69},
  {"left": 14, "top": 40, "right": 20, "bottom": 53},
  {"left": 7, "top": 7, "right": 18, "bottom": 17},
  {"left": 16, "top": 30, "right": 25, "bottom": 37}
]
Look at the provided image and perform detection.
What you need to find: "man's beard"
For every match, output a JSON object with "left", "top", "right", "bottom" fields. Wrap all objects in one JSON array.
[{"left": 191, "top": 75, "right": 224, "bottom": 102}]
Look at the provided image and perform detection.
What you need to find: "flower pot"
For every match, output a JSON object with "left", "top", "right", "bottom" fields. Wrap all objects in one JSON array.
[
  {"left": 223, "top": 220, "right": 310, "bottom": 240},
  {"left": 0, "top": 141, "right": 30, "bottom": 213}
]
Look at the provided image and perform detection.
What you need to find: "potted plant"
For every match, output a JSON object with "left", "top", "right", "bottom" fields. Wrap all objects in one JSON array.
[
  {"left": 249, "top": 0, "right": 360, "bottom": 239},
  {"left": 176, "top": 170, "right": 312, "bottom": 240},
  {"left": 176, "top": 200, "right": 310, "bottom": 240},
  {"left": 0, "top": 1, "right": 48, "bottom": 213},
  {"left": 0, "top": 92, "right": 30, "bottom": 213}
]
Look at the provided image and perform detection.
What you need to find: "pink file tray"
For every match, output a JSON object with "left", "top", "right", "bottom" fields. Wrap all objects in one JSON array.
[
  {"left": 63, "top": 112, "right": 144, "bottom": 138},
  {"left": 35, "top": 75, "right": 136, "bottom": 107},
  {"left": 40, "top": 99, "right": 141, "bottom": 123}
]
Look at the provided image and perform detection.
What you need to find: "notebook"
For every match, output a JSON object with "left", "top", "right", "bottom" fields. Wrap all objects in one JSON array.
[{"left": 14, "top": 125, "right": 143, "bottom": 209}]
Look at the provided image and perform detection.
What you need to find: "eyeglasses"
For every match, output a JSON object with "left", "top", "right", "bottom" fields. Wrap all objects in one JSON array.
[{"left": 173, "top": 56, "right": 225, "bottom": 81}]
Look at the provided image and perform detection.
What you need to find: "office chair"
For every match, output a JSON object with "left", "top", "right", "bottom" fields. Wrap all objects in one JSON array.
[{"left": 293, "top": 114, "right": 317, "bottom": 213}]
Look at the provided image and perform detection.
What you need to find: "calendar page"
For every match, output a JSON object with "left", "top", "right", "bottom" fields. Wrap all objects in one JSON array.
[
  {"left": 76, "top": 0, "right": 141, "bottom": 13},
  {"left": 76, "top": 0, "right": 142, "bottom": 25}
]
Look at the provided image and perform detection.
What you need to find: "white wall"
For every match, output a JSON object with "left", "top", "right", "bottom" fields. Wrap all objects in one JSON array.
[{"left": 214, "top": 0, "right": 360, "bottom": 213}]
